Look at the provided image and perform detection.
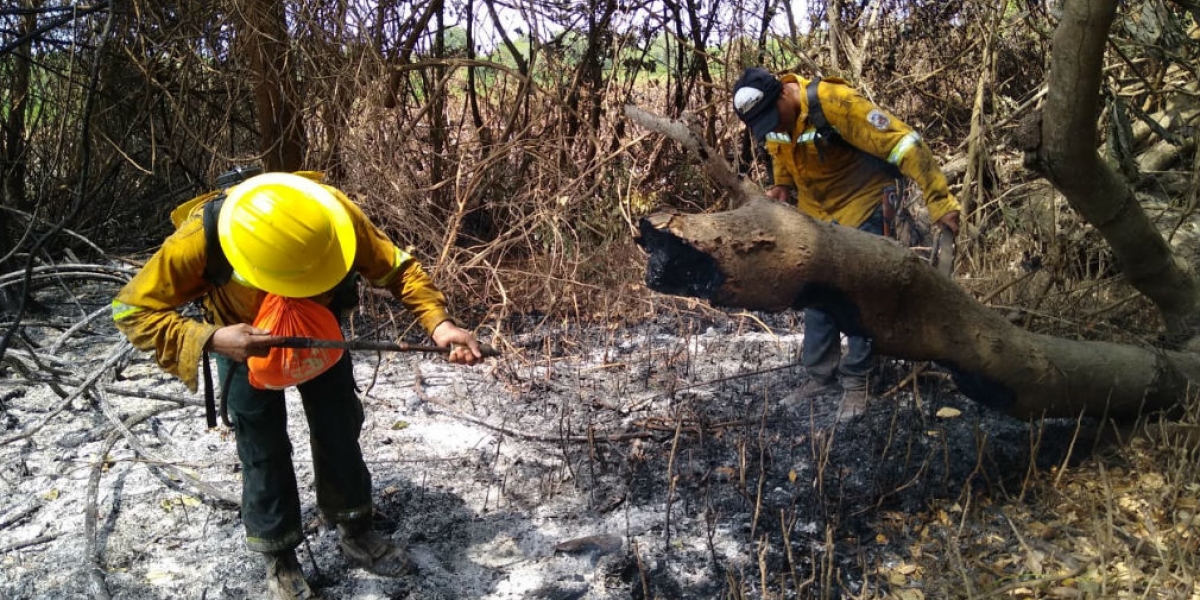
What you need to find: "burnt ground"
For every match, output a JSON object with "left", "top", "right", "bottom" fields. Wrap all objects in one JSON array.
[{"left": 0, "top": 280, "right": 1089, "bottom": 599}]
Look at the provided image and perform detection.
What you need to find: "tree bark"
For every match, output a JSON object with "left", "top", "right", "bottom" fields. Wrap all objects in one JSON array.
[
  {"left": 2, "top": 0, "right": 36, "bottom": 213},
  {"left": 637, "top": 200, "right": 1200, "bottom": 420},
  {"left": 827, "top": 0, "right": 842, "bottom": 73},
  {"left": 0, "top": 0, "right": 39, "bottom": 313},
  {"left": 624, "top": 105, "right": 760, "bottom": 205},
  {"left": 237, "top": 0, "right": 306, "bottom": 172},
  {"left": 483, "top": 0, "right": 532, "bottom": 143},
  {"left": 1032, "top": 0, "right": 1200, "bottom": 335}
]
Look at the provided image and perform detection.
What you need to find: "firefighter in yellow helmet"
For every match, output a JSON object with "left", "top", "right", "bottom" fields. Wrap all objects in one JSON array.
[
  {"left": 732, "top": 67, "right": 961, "bottom": 421},
  {"left": 112, "top": 172, "right": 482, "bottom": 599}
]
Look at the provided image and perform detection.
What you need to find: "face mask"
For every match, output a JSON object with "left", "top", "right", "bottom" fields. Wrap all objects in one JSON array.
[{"left": 765, "top": 132, "right": 791, "bottom": 144}]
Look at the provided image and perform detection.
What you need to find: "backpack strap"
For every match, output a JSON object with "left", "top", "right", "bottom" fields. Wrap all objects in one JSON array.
[
  {"left": 202, "top": 352, "right": 218, "bottom": 428},
  {"left": 806, "top": 77, "right": 904, "bottom": 180},
  {"left": 806, "top": 77, "right": 841, "bottom": 159},
  {"left": 202, "top": 353, "right": 238, "bottom": 429},
  {"left": 805, "top": 78, "right": 827, "bottom": 130},
  {"left": 201, "top": 196, "right": 232, "bottom": 286},
  {"left": 200, "top": 196, "right": 234, "bottom": 429}
]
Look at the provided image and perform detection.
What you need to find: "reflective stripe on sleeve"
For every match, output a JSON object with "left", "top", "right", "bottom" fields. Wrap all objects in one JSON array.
[
  {"left": 111, "top": 299, "right": 144, "bottom": 322},
  {"left": 767, "top": 129, "right": 822, "bottom": 146},
  {"left": 371, "top": 247, "right": 413, "bottom": 287},
  {"left": 887, "top": 132, "right": 922, "bottom": 166}
]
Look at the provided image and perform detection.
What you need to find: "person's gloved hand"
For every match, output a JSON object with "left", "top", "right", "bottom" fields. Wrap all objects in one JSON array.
[{"left": 431, "top": 321, "right": 483, "bottom": 365}]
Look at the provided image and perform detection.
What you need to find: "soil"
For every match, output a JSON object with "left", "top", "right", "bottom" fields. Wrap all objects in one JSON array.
[{"left": 0, "top": 282, "right": 1087, "bottom": 599}]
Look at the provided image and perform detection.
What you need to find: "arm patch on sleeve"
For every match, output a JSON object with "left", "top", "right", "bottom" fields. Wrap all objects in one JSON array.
[{"left": 867, "top": 109, "right": 891, "bottom": 130}]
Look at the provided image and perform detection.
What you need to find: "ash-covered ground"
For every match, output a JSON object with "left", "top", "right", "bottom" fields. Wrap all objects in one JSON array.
[{"left": 0, "top": 284, "right": 1087, "bottom": 599}]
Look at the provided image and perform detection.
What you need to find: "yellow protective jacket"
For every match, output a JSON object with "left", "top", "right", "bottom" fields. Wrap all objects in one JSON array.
[
  {"left": 767, "top": 74, "right": 961, "bottom": 228},
  {"left": 111, "top": 173, "right": 450, "bottom": 391}
]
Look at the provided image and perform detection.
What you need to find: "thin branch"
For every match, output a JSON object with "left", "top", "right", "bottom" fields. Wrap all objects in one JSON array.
[
  {"left": 93, "top": 389, "right": 240, "bottom": 506},
  {"left": 0, "top": 1, "right": 111, "bottom": 57},
  {"left": 0, "top": 341, "right": 133, "bottom": 448}
]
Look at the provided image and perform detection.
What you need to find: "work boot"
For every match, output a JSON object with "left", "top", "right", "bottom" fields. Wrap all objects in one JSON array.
[
  {"left": 795, "top": 375, "right": 840, "bottom": 397},
  {"left": 265, "top": 550, "right": 318, "bottom": 600},
  {"left": 338, "top": 522, "right": 414, "bottom": 577},
  {"left": 837, "top": 384, "right": 871, "bottom": 422},
  {"left": 779, "top": 376, "right": 840, "bottom": 409}
]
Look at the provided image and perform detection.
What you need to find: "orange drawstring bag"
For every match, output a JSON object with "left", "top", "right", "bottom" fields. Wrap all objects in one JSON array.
[{"left": 247, "top": 294, "right": 344, "bottom": 390}]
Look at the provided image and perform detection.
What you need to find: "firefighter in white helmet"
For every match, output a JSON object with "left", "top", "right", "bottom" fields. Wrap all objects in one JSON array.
[{"left": 733, "top": 67, "right": 961, "bottom": 420}]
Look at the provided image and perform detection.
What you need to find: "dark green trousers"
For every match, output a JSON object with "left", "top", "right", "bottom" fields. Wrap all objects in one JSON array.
[{"left": 218, "top": 353, "right": 372, "bottom": 553}]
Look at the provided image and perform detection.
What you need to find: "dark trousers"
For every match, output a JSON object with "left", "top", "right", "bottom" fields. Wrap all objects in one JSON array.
[
  {"left": 218, "top": 353, "right": 372, "bottom": 553},
  {"left": 801, "top": 206, "right": 885, "bottom": 387}
]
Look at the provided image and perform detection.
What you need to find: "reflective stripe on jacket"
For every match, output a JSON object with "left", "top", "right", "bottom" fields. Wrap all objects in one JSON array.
[
  {"left": 111, "top": 178, "right": 449, "bottom": 391},
  {"left": 768, "top": 74, "right": 961, "bottom": 228}
]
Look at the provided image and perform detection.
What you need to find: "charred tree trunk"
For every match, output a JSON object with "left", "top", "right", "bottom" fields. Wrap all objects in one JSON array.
[
  {"left": 429, "top": 0, "right": 448, "bottom": 207},
  {"left": 483, "top": 0, "right": 532, "bottom": 144},
  {"left": 381, "top": 0, "right": 439, "bottom": 109},
  {"left": 667, "top": 0, "right": 688, "bottom": 117},
  {"left": 0, "top": 0, "right": 39, "bottom": 314},
  {"left": 755, "top": 0, "right": 777, "bottom": 65},
  {"left": 637, "top": 200, "right": 1200, "bottom": 420},
  {"left": 567, "top": 0, "right": 616, "bottom": 140},
  {"left": 681, "top": 0, "right": 717, "bottom": 145},
  {"left": 237, "top": 0, "right": 306, "bottom": 172},
  {"left": 1026, "top": 0, "right": 1200, "bottom": 337},
  {"left": 2, "top": 1, "right": 35, "bottom": 213},
  {"left": 464, "top": 0, "right": 490, "bottom": 147}
]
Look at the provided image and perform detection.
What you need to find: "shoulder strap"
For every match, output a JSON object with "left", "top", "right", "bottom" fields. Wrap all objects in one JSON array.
[
  {"left": 806, "top": 77, "right": 839, "bottom": 143},
  {"left": 202, "top": 196, "right": 232, "bottom": 286},
  {"left": 805, "top": 78, "right": 904, "bottom": 179},
  {"left": 199, "top": 195, "right": 233, "bottom": 429}
]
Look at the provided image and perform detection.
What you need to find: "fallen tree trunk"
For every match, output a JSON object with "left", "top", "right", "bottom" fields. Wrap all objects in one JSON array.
[{"left": 638, "top": 199, "right": 1200, "bottom": 420}]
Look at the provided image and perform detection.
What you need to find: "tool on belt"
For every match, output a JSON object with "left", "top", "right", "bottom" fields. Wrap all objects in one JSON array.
[{"left": 930, "top": 225, "right": 956, "bottom": 278}]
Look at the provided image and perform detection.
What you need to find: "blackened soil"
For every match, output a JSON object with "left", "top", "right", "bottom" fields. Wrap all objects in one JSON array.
[{"left": 0, "top": 289, "right": 1088, "bottom": 599}]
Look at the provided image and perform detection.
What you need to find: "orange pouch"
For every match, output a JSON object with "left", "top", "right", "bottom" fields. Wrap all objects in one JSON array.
[{"left": 247, "top": 295, "right": 344, "bottom": 390}]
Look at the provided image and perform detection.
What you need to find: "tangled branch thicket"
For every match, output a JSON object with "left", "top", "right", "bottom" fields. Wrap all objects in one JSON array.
[
  {"left": 2, "top": 0, "right": 1192, "bottom": 343},
  {"left": 0, "top": 1, "right": 1060, "bottom": 322}
]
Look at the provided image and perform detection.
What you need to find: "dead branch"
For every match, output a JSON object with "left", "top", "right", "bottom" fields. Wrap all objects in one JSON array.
[
  {"left": 0, "top": 502, "right": 40, "bottom": 530},
  {"left": 0, "top": 264, "right": 137, "bottom": 292},
  {"left": 623, "top": 104, "right": 762, "bottom": 206},
  {"left": 84, "top": 430, "right": 119, "bottom": 600},
  {"left": 0, "top": 533, "right": 58, "bottom": 555},
  {"left": 49, "top": 305, "right": 112, "bottom": 355},
  {"left": 94, "top": 390, "right": 239, "bottom": 506},
  {"left": 0, "top": 341, "right": 134, "bottom": 447},
  {"left": 0, "top": 376, "right": 205, "bottom": 408},
  {"left": 412, "top": 366, "right": 658, "bottom": 443}
]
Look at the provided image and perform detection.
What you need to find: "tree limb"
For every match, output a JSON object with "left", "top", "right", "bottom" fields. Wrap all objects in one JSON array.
[
  {"left": 637, "top": 200, "right": 1200, "bottom": 419},
  {"left": 623, "top": 104, "right": 761, "bottom": 206},
  {"left": 1034, "top": 0, "right": 1200, "bottom": 335}
]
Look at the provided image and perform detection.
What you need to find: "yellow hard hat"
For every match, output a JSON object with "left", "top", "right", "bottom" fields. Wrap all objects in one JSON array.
[{"left": 218, "top": 172, "right": 357, "bottom": 298}]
